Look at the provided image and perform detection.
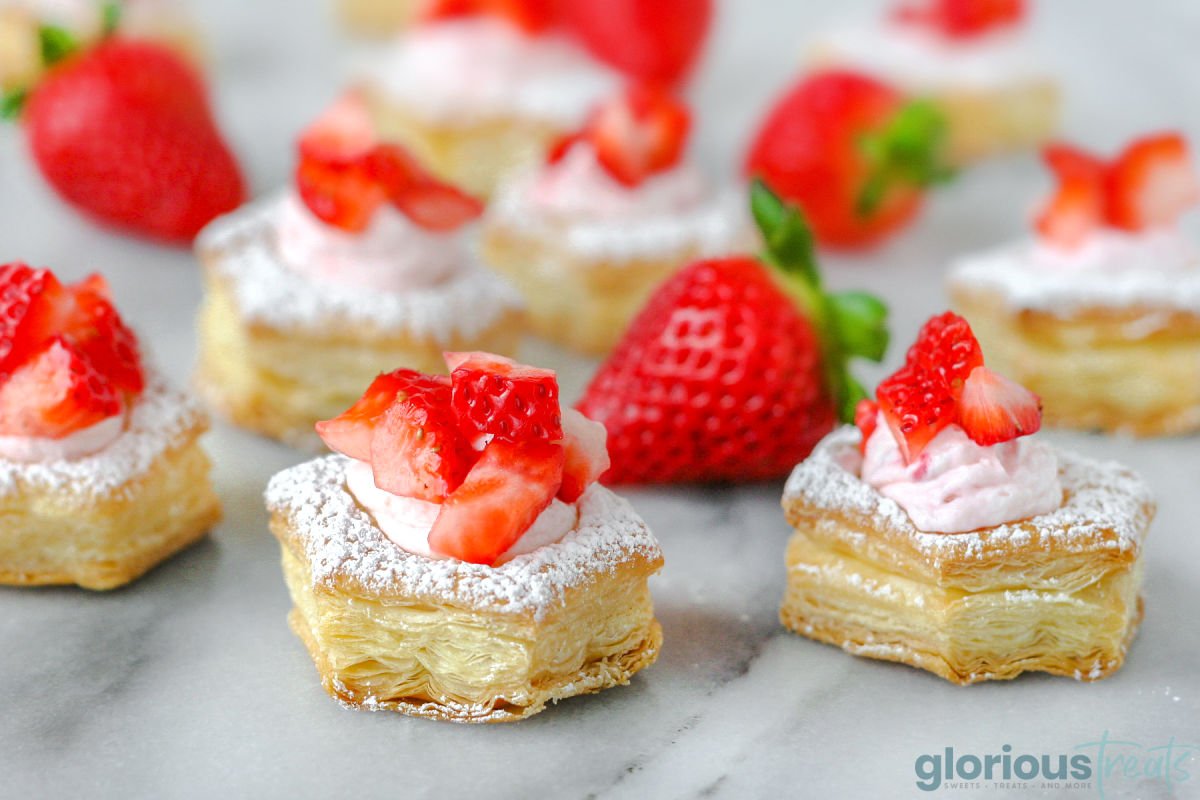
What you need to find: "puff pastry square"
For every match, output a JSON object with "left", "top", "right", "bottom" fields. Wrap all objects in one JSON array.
[
  {"left": 780, "top": 428, "right": 1154, "bottom": 684},
  {"left": 266, "top": 455, "right": 664, "bottom": 722},
  {"left": 0, "top": 378, "right": 221, "bottom": 590}
]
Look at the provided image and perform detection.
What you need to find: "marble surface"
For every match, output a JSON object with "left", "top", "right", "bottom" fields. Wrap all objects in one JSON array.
[{"left": 2, "top": 1, "right": 1199, "bottom": 798}]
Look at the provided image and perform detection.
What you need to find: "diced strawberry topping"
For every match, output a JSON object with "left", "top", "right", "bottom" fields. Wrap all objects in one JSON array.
[
  {"left": 876, "top": 364, "right": 958, "bottom": 463},
  {"left": 1035, "top": 174, "right": 1105, "bottom": 250},
  {"left": 64, "top": 280, "right": 144, "bottom": 395},
  {"left": 958, "top": 365, "right": 1042, "bottom": 445},
  {"left": 585, "top": 85, "right": 691, "bottom": 187},
  {"left": 904, "top": 311, "right": 984, "bottom": 399},
  {"left": 298, "top": 91, "right": 378, "bottom": 166},
  {"left": 448, "top": 351, "right": 563, "bottom": 444},
  {"left": 854, "top": 398, "right": 879, "bottom": 454},
  {"left": 369, "top": 389, "right": 476, "bottom": 502},
  {"left": 1043, "top": 143, "right": 1106, "bottom": 182},
  {"left": 558, "top": 409, "right": 610, "bottom": 503},
  {"left": 562, "top": 0, "right": 712, "bottom": 86},
  {"left": 893, "top": 0, "right": 1025, "bottom": 38},
  {"left": 0, "top": 338, "right": 121, "bottom": 438},
  {"left": 315, "top": 369, "right": 450, "bottom": 461},
  {"left": 422, "top": 0, "right": 558, "bottom": 34},
  {"left": 1106, "top": 133, "right": 1200, "bottom": 232},
  {"left": 0, "top": 263, "right": 68, "bottom": 381},
  {"left": 427, "top": 439, "right": 565, "bottom": 564}
]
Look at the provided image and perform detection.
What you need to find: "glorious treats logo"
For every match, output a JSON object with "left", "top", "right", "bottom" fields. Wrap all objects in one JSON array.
[{"left": 913, "top": 732, "right": 1197, "bottom": 796}]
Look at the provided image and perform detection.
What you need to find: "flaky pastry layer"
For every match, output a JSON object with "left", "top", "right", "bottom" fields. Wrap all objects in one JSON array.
[{"left": 336, "top": 0, "right": 418, "bottom": 35}]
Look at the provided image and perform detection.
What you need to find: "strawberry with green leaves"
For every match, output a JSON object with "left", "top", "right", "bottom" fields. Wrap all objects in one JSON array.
[
  {"left": 576, "top": 181, "right": 890, "bottom": 484},
  {"left": 745, "top": 70, "right": 953, "bottom": 249}
]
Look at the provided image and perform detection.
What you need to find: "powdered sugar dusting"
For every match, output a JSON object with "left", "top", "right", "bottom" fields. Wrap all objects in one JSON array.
[
  {"left": 0, "top": 375, "right": 205, "bottom": 500},
  {"left": 196, "top": 196, "right": 525, "bottom": 342},
  {"left": 266, "top": 455, "right": 661, "bottom": 621},
  {"left": 783, "top": 427, "right": 1153, "bottom": 563}
]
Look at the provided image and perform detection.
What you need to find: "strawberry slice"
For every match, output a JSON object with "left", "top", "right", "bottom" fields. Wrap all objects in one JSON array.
[
  {"left": 447, "top": 351, "right": 563, "bottom": 444},
  {"left": 64, "top": 279, "right": 144, "bottom": 396},
  {"left": 854, "top": 398, "right": 879, "bottom": 454},
  {"left": 1035, "top": 174, "right": 1104, "bottom": 250},
  {"left": 1043, "top": 142, "right": 1106, "bottom": 182},
  {"left": 893, "top": 0, "right": 1025, "bottom": 38},
  {"left": 298, "top": 92, "right": 377, "bottom": 166},
  {"left": 361, "top": 144, "right": 483, "bottom": 232},
  {"left": 426, "top": 439, "right": 565, "bottom": 564},
  {"left": 958, "top": 365, "right": 1042, "bottom": 445},
  {"left": 1105, "top": 133, "right": 1200, "bottom": 231},
  {"left": 0, "top": 337, "right": 122, "bottom": 438},
  {"left": 0, "top": 263, "right": 70, "bottom": 381},
  {"left": 904, "top": 311, "right": 984, "bottom": 399},
  {"left": 558, "top": 409, "right": 610, "bottom": 503},
  {"left": 422, "top": 0, "right": 558, "bottom": 33},
  {"left": 588, "top": 85, "right": 690, "bottom": 187},
  {"left": 875, "top": 364, "right": 957, "bottom": 463},
  {"left": 295, "top": 159, "right": 387, "bottom": 234},
  {"left": 315, "top": 369, "right": 450, "bottom": 460},
  {"left": 369, "top": 388, "right": 477, "bottom": 502}
]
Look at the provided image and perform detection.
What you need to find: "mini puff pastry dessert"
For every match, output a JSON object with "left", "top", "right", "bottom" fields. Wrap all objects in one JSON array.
[
  {"left": 805, "top": 0, "right": 1058, "bottom": 163},
  {"left": 336, "top": 0, "right": 419, "bottom": 36},
  {"left": 0, "top": 263, "right": 220, "bottom": 590},
  {"left": 267, "top": 352, "right": 663, "bottom": 721},
  {"left": 195, "top": 93, "right": 524, "bottom": 450},
  {"left": 950, "top": 132, "right": 1200, "bottom": 436},
  {"left": 483, "top": 85, "right": 750, "bottom": 355},
  {"left": 357, "top": 4, "right": 619, "bottom": 198},
  {"left": 781, "top": 312, "right": 1154, "bottom": 684}
]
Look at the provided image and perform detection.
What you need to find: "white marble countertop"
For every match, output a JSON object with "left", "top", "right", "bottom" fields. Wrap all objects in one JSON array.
[{"left": 1, "top": 1, "right": 1198, "bottom": 798}]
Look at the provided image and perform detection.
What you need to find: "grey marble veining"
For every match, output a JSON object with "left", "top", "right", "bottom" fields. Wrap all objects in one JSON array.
[{"left": 2, "top": 1, "right": 1199, "bottom": 798}]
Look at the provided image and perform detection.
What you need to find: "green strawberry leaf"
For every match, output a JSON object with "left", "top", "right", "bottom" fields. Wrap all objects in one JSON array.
[
  {"left": 750, "top": 178, "right": 820, "bottom": 289},
  {"left": 39, "top": 25, "right": 78, "bottom": 66},
  {"left": 102, "top": 2, "right": 122, "bottom": 36},
  {"left": 827, "top": 291, "right": 889, "bottom": 362},
  {"left": 1, "top": 90, "right": 27, "bottom": 120},
  {"left": 856, "top": 99, "right": 954, "bottom": 217}
]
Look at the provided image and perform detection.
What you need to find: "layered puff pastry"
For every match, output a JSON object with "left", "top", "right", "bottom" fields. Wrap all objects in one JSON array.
[
  {"left": 0, "top": 378, "right": 221, "bottom": 590},
  {"left": 780, "top": 427, "right": 1154, "bottom": 685},
  {"left": 266, "top": 455, "right": 663, "bottom": 722},
  {"left": 194, "top": 198, "right": 525, "bottom": 451},
  {"left": 336, "top": 0, "right": 419, "bottom": 36},
  {"left": 949, "top": 252, "right": 1200, "bottom": 437}
]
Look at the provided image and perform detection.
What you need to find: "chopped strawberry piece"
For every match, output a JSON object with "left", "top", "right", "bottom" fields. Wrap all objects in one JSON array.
[
  {"left": 369, "top": 389, "right": 477, "bottom": 502},
  {"left": 588, "top": 85, "right": 691, "bottom": 187},
  {"left": 854, "top": 398, "right": 879, "bottom": 454},
  {"left": 546, "top": 133, "right": 584, "bottom": 165},
  {"left": 423, "top": 0, "right": 558, "bottom": 33},
  {"left": 295, "top": 159, "right": 387, "bottom": 233},
  {"left": 315, "top": 369, "right": 450, "bottom": 460},
  {"left": 893, "top": 0, "right": 1024, "bottom": 38},
  {"left": 298, "top": 92, "right": 378, "bottom": 166},
  {"left": 427, "top": 439, "right": 565, "bottom": 564},
  {"left": 64, "top": 280, "right": 144, "bottom": 395},
  {"left": 904, "top": 311, "right": 984, "bottom": 399},
  {"left": 958, "top": 365, "right": 1042, "bottom": 445},
  {"left": 0, "top": 337, "right": 121, "bottom": 438},
  {"left": 558, "top": 409, "right": 610, "bottom": 502},
  {"left": 0, "top": 263, "right": 69, "bottom": 381},
  {"left": 448, "top": 351, "right": 563, "bottom": 444},
  {"left": 389, "top": 180, "right": 485, "bottom": 232},
  {"left": 563, "top": 0, "right": 712, "bottom": 86},
  {"left": 1105, "top": 133, "right": 1200, "bottom": 231},
  {"left": 876, "top": 364, "right": 957, "bottom": 463},
  {"left": 1035, "top": 173, "right": 1104, "bottom": 250},
  {"left": 1043, "top": 142, "right": 1106, "bottom": 182}
]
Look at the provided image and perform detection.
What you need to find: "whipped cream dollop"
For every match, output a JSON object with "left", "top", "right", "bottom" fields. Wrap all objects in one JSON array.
[
  {"left": 363, "top": 18, "right": 618, "bottom": 126},
  {"left": 860, "top": 415, "right": 1061, "bottom": 534},
  {"left": 344, "top": 459, "right": 578, "bottom": 561},
  {"left": 811, "top": 20, "right": 1045, "bottom": 89},
  {"left": 275, "top": 192, "right": 463, "bottom": 293},
  {"left": 0, "top": 410, "right": 124, "bottom": 464},
  {"left": 1031, "top": 228, "right": 1199, "bottom": 274}
]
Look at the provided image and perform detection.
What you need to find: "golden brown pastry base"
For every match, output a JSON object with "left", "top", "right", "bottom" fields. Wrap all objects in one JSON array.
[
  {"left": 363, "top": 89, "right": 565, "bottom": 198},
  {"left": 336, "top": 0, "right": 419, "bottom": 35},
  {"left": 0, "top": 425, "right": 221, "bottom": 591},
  {"left": 953, "top": 286, "right": 1200, "bottom": 436},
  {"left": 930, "top": 80, "right": 1060, "bottom": 164},
  {"left": 194, "top": 262, "right": 524, "bottom": 451},
  {"left": 481, "top": 224, "right": 710, "bottom": 356}
]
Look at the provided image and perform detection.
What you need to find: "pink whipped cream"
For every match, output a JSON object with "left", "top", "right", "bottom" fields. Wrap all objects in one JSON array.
[
  {"left": 1032, "top": 227, "right": 1198, "bottom": 273},
  {"left": 860, "top": 414, "right": 1061, "bottom": 533},
  {"left": 344, "top": 459, "right": 578, "bottom": 562},
  {"left": 0, "top": 410, "right": 124, "bottom": 463},
  {"left": 275, "top": 192, "right": 462, "bottom": 293}
]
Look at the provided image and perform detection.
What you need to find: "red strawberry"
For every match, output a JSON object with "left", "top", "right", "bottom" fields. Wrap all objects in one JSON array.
[
  {"left": 315, "top": 369, "right": 450, "bottom": 461},
  {"left": 745, "top": 70, "right": 952, "bottom": 249},
  {"left": 63, "top": 279, "right": 144, "bottom": 395},
  {"left": 578, "top": 183, "right": 888, "bottom": 484},
  {"left": 1106, "top": 133, "right": 1200, "bottom": 232},
  {"left": 422, "top": 0, "right": 558, "bottom": 34},
  {"left": 19, "top": 38, "right": 245, "bottom": 244},
  {"left": 958, "top": 365, "right": 1042, "bottom": 445},
  {"left": 369, "top": 387, "right": 476, "bottom": 502},
  {"left": 295, "top": 159, "right": 386, "bottom": 234},
  {"left": 563, "top": 0, "right": 712, "bottom": 86},
  {"left": 427, "top": 439, "right": 565, "bottom": 564},
  {"left": 893, "top": 0, "right": 1025, "bottom": 38},
  {"left": 558, "top": 408, "right": 610, "bottom": 502},
  {"left": 0, "top": 337, "right": 121, "bottom": 438},
  {"left": 0, "top": 263, "right": 68, "bottom": 380},
  {"left": 854, "top": 398, "right": 879, "bottom": 454},
  {"left": 875, "top": 363, "right": 958, "bottom": 463},
  {"left": 298, "top": 91, "right": 377, "bottom": 165},
  {"left": 447, "top": 351, "right": 563, "bottom": 444},
  {"left": 586, "top": 85, "right": 690, "bottom": 187},
  {"left": 366, "top": 145, "right": 484, "bottom": 231},
  {"left": 1035, "top": 174, "right": 1104, "bottom": 250},
  {"left": 1043, "top": 142, "right": 1106, "bottom": 182},
  {"left": 904, "top": 311, "right": 984, "bottom": 399}
]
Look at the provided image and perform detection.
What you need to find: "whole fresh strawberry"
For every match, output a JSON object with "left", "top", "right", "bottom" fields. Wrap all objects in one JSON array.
[
  {"left": 577, "top": 181, "right": 889, "bottom": 484},
  {"left": 745, "top": 70, "right": 953, "bottom": 249},
  {"left": 3, "top": 28, "right": 244, "bottom": 244},
  {"left": 563, "top": 0, "right": 713, "bottom": 87}
]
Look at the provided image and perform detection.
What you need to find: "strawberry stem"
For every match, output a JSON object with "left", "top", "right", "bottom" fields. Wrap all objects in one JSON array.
[
  {"left": 0, "top": 90, "right": 27, "bottom": 120},
  {"left": 750, "top": 179, "right": 890, "bottom": 424},
  {"left": 101, "top": 2, "right": 121, "bottom": 36},
  {"left": 856, "top": 99, "right": 954, "bottom": 217},
  {"left": 38, "top": 25, "right": 78, "bottom": 67}
]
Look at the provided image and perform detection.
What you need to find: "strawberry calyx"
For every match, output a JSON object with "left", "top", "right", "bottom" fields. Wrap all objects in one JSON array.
[
  {"left": 749, "top": 180, "right": 889, "bottom": 423},
  {"left": 855, "top": 99, "right": 954, "bottom": 218}
]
